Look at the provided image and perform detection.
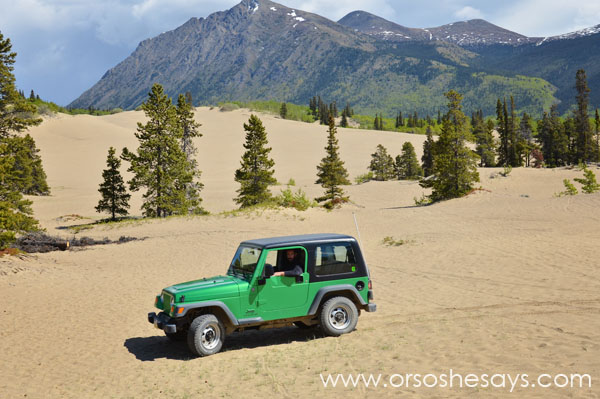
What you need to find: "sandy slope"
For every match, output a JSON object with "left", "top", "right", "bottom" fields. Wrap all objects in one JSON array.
[{"left": 1, "top": 108, "right": 599, "bottom": 398}]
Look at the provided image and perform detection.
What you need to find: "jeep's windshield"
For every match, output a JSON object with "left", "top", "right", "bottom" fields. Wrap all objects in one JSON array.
[{"left": 227, "top": 245, "right": 262, "bottom": 280}]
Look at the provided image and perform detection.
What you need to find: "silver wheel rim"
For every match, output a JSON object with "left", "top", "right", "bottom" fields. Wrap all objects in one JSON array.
[
  {"left": 201, "top": 323, "right": 220, "bottom": 350},
  {"left": 329, "top": 306, "right": 351, "bottom": 330}
]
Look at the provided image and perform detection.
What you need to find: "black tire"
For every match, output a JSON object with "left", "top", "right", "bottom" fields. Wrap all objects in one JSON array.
[
  {"left": 187, "top": 314, "right": 225, "bottom": 356},
  {"left": 319, "top": 296, "right": 358, "bottom": 336},
  {"left": 165, "top": 330, "right": 187, "bottom": 341}
]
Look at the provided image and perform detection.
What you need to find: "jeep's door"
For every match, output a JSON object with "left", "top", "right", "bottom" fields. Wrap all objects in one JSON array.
[{"left": 256, "top": 247, "right": 309, "bottom": 319}]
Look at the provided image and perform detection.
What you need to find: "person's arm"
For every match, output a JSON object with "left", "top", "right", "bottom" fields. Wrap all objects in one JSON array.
[
  {"left": 273, "top": 265, "right": 303, "bottom": 277},
  {"left": 283, "top": 265, "right": 303, "bottom": 277}
]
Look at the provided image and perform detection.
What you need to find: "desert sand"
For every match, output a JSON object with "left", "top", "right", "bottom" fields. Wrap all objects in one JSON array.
[{"left": 0, "top": 108, "right": 599, "bottom": 398}]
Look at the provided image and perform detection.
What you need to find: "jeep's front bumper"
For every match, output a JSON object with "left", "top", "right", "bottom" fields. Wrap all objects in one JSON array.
[{"left": 148, "top": 312, "right": 177, "bottom": 334}]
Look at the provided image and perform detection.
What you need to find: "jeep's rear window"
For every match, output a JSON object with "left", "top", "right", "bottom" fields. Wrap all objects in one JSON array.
[
  {"left": 227, "top": 246, "right": 261, "bottom": 279},
  {"left": 314, "top": 243, "right": 356, "bottom": 276}
]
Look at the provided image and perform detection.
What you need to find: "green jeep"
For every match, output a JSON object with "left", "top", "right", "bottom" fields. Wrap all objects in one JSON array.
[{"left": 148, "top": 233, "right": 376, "bottom": 356}]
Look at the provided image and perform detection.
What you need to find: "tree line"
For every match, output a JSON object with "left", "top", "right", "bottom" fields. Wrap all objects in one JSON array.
[{"left": 1, "top": 32, "right": 49, "bottom": 249}]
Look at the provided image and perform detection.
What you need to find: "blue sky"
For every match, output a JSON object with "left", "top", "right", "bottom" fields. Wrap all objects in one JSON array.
[{"left": 1, "top": 0, "right": 600, "bottom": 106}]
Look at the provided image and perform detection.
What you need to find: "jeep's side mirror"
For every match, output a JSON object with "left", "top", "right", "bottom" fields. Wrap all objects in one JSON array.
[
  {"left": 264, "top": 264, "right": 274, "bottom": 277},
  {"left": 258, "top": 277, "right": 266, "bottom": 286},
  {"left": 295, "top": 275, "right": 303, "bottom": 283}
]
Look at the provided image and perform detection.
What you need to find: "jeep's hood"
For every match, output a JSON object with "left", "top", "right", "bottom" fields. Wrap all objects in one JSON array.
[{"left": 165, "top": 275, "right": 242, "bottom": 302}]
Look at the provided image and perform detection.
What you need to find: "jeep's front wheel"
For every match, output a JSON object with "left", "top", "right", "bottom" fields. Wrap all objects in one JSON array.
[
  {"left": 320, "top": 296, "right": 358, "bottom": 336},
  {"left": 187, "top": 314, "right": 225, "bottom": 356}
]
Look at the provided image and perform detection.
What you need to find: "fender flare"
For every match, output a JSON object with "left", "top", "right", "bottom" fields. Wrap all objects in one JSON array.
[
  {"left": 307, "top": 285, "right": 367, "bottom": 315},
  {"left": 176, "top": 300, "right": 241, "bottom": 325}
]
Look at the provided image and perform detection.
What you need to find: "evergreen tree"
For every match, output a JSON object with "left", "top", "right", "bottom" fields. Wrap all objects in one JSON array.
[
  {"left": 29, "top": 89, "right": 35, "bottom": 101},
  {"left": 421, "top": 127, "right": 435, "bottom": 177},
  {"left": 309, "top": 97, "right": 317, "bottom": 117},
  {"left": 4, "top": 134, "right": 49, "bottom": 195},
  {"left": 368, "top": 144, "right": 395, "bottom": 181},
  {"left": 184, "top": 91, "right": 193, "bottom": 106},
  {"left": 1, "top": 32, "right": 41, "bottom": 138},
  {"left": 437, "top": 110, "right": 442, "bottom": 125},
  {"left": 175, "top": 94, "right": 204, "bottom": 214},
  {"left": 396, "top": 142, "right": 423, "bottom": 180},
  {"left": 340, "top": 110, "right": 348, "bottom": 128},
  {"left": 96, "top": 147, "right": 130, "bottom": 220},
  {"left": 316, "top": 116, "right": 350, "bottom": 205},
  {"left": 574, "top": 69, "right": 595, "bottom": 163},
  {"left": 374, "top": 114, "right": 380, "bottom": 130},
  {"left": 420, "top": 90, "right": 479, "bottom": 201},
  {"left": 331, "top": 101, "right": 338, "bottom": 118},
  {"left": 519, "top": 112, "right": 534, "bottom": 167},
  {"left": 537, "top": 108, "right": 565, "bottom": 167},
  {"left": 508, "top": 96, "right": 521, "bottom": 166},
  {"left": 318, "top": 100, "right": 329, "bottom": 125},
  {"left": 497, "top": 98, "right": 508, "bottom": 166},
  {"left": 564, "top": 116, "right": 576, "bottom": 164},
  {"left": 343, "top": 103, "right": 352, "bottom": 118},
  {"left": 122, "top": 84, "right": 198, "bottom": 217},
  {"left": 279, "top": 102, "right": 287, "bottom": 119},
  {"left": 0, "top": 144, "right": 39, "bottom": 249},
  {"left": 234, "top": 114, "right": 277, "bottom": 207},
  {"left": 473, "top": 113, "right": 496, "bottom": 167},
  {"left": 0, "top": 32, "right": 43, "bottom": 247},
  {"left": 574, "top": 167, "right": 600, "bottom": 194}
]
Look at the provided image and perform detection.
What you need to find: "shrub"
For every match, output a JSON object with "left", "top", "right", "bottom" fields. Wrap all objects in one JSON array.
[
  {"left": 354, "top": 171, "right": 374, "bottom": 184},
  {"left": 556, "top": 179, "right": 578, "bottom": 196},
  {"left": 574, "top": 168, "right": 600, "bottom": 194},
  {"left": 414, "top": 194, "right": 432, "bottom": 206},
  {"left": 321, "top": 196, "right": 349, "bottom": 210},
  {"left": 276, "top": 187, "right": 314, "bottom": 211},
  {"left": 382, "top": 236, "right": 411, "bottom": 246},
  {"left": 499, "top": 165, "right": 512, "bottom": 177},
  {"left": 219, "top": 103, "right": 240, "bottom": 112}
]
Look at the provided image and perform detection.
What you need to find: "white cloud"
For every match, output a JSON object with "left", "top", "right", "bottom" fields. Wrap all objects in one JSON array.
[
  {"left": 284, "top": 0, "right": 396, "bottom": 22},
  {"left": 494, "top": 0, "right": 600, "bottom": 36},
  {"left": 454, "top": 6, "right": 483, "bottom": 20}
]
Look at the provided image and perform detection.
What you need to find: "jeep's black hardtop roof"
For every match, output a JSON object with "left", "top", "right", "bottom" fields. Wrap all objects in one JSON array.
[{"left": 240, "top": 233, "right": 356, "bottom": 249}]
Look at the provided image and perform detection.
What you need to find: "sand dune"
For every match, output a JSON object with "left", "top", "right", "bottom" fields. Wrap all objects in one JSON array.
[{"left": 1, "top": 108, "right": 599, "bottom": 398}]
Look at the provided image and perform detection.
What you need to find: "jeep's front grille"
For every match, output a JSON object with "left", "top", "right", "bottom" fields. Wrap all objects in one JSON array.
[{"left": 162, "top": 292, "right": 172, "bottom": 312}]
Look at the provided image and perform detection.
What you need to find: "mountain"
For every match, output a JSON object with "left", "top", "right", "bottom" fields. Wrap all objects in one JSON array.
[
  {"left": 69, "top": 0, "right": 599, "bottom": 117},
  {"left": 337, "top": 11, "right": 431, "bottom": 42},
  {"left": 338, "top": 11, "right": 537, "bottom": 47}
]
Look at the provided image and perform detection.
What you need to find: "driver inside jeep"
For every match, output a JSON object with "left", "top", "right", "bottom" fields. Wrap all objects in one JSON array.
[{"left": 272, "top": 249, "right": 303, "bottom": 277}]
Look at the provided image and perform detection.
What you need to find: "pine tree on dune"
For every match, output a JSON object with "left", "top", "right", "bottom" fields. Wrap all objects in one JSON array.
[
  {"left": 316, "top": 116, "right": 350, "bottom": 207},
  {"left": 234, "top": 114, "right": 277, "bottom": 207},
  {"left": 96, "top": 147, "right": 130, "bottom": 221},
  {"left": 420, "top": 90, "right": 479, "bottom": 201}
]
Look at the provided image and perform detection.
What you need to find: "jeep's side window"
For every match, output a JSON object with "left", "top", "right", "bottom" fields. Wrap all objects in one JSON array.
[
  {"left": 267, "top": 248, "right": 306, "bottom": 273},
  {"left": 314, "top": 243, "right": 356, "bottom": 276}
]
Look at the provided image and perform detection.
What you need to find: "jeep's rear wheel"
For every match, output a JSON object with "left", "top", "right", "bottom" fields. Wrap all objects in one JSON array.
[
  {"left": 187, "top": 314, "right": 225, "bottom": 356},
  {"left": 320, "top": 296, "right": 358, "bottom": 336}
]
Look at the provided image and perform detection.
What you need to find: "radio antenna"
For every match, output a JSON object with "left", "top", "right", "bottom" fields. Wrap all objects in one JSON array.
[
  {"left": 353, "top": 212, "right": 363, "bottom": 247},
  {"left": 353, "top": 212, "right": 370, "bottom": 276}
]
